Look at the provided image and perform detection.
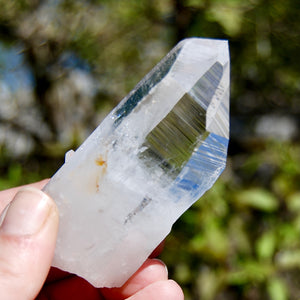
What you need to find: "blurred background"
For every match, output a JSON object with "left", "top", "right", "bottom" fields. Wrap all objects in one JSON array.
[{"left": 0, "top": 0, "right": 299, "bottom": 299}]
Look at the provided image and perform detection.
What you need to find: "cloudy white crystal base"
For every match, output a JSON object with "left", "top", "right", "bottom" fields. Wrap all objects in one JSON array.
[{"left": 44, "top": 37, "right": 230, "bottom": 287}]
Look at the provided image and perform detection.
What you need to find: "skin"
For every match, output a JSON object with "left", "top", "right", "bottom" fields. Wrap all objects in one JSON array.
[{"left": 0, "top": 180, "right": 184, "bottom": 300}]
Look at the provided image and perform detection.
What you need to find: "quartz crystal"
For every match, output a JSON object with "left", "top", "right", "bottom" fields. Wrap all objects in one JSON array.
[{"left": 44, "top": 38, "right": 230, "bottom": 287}]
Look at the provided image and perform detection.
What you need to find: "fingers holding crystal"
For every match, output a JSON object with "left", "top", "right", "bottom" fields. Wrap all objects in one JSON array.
[
  {"left": 125, "top": 280, "right": 184, "bottom": 300},
  {"left": 101, "top": 258, "right": 169, "bottom": 299}
]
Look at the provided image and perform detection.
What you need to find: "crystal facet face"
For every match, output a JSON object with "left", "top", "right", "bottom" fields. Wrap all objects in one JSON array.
[{"left": 43, "top": 38, "right": 230, "bottom": 288}]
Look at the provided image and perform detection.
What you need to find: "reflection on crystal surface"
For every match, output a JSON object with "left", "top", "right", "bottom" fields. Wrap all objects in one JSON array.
[
  {"left": 172, "top": 133, "right": 228, "bottom": 197},
  {"left": 140, "top": 61, "right": 224, "bottom": 179},
  {"left": 43, "top": 38, "right": 230, "bottom": 288}
]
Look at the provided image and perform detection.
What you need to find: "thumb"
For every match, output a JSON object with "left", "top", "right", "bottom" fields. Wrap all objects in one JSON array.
[{"left": 0, "top": 187, "right": 59, "bottom": 300}]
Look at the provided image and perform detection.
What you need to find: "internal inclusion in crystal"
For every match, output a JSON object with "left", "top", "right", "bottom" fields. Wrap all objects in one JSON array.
[{"left": 140, "top": 62, "right": 224, "bottom": 179}]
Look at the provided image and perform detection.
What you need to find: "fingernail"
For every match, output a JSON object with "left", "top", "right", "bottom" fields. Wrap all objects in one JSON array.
[
  {"left": 153, "top": 258, "right": 169, "bottom": 277},
  {"left": 0, "top": 187, "right": 52, "bottom": 236}
]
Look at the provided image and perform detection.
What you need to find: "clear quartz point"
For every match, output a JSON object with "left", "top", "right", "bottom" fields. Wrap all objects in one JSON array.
[{"left": 43, "top": 38, "right": 230, "bottom": 287}]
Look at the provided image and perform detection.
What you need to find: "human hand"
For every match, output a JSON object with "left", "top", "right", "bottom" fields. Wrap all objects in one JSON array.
[{"left": 0, "top": 181, "right": 184, "bottom": 299}]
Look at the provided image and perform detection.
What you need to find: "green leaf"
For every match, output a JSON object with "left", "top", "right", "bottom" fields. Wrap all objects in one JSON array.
[
  {"left": 226, "top": 260, "right": 273, "bottom": 285},
  {"left": 197, "top": 268, "right": 220, "bottom": 300},
  {"left": 267, "top": 277, "right": 288, "bottom": 300},
  {"left": 174, "top": 262, "right": 191, "bottom": 284},
  {"left": 256, "top": 231, "right": 276, "bottom": 260},
  {"left": 234, "top": 188, "right": 278, "bottom": 212},
  {"left": 287, "top": 192, "right": 300, "bottom": 211}
]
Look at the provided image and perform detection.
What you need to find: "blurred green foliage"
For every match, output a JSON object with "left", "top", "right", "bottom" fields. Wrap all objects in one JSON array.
[{"left": 0, "top": 0, "right": 299, "bottom": 299}]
